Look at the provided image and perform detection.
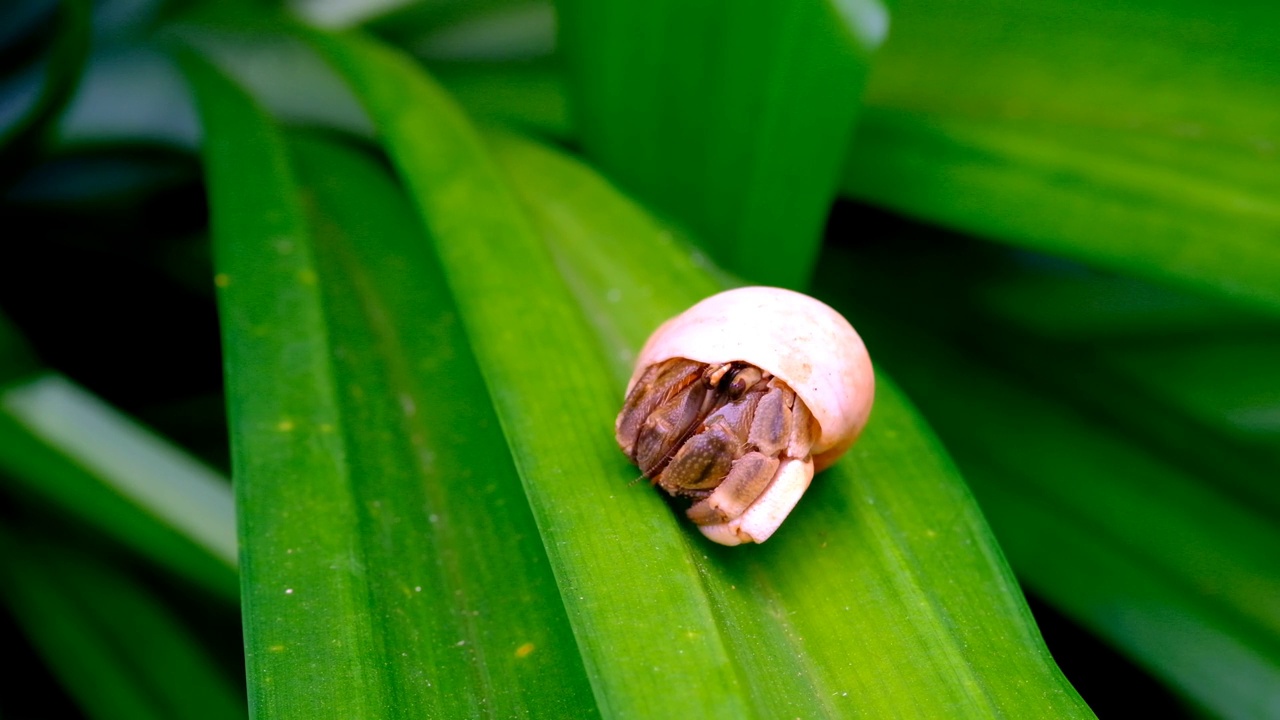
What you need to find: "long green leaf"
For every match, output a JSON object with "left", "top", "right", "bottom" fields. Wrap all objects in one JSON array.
[
  {"left": 814, "top": 237, "right": 1280, "bottom": 515},
  {"left": 181, "top": 50, "right": 594, "bottom": 717},
  {"left": 182, "top": 51, "right": 369, "bottom": 717},
  {"left": 489, "top": 129, "right": 1103, "bottom": 715},
  {"left": 843, "top": 0, "right": 1280, "bottom": 315},
  {"left": 833, "top": 311, "right": 1280, "bottom": 719},
  {"left": 288, "top": 132, "right": 596, "bottom": 716},
  {"left": 1, "top": 375, "right": 237, "bottom": 567},
  {"left": 1101, "top": 337, "right": 1280, "bottom": 447},
  {"left": 0, "top": 530, "right": 244, "bottom": 720},
  {"left": 312, "top": 32, "right": 754, "bottom": 717},
  {"left": 0, "top": 316, "right": 236, "bottom": 598},
  {"left": 555, "top": 0, "right": 886, "bottom": 289},
  {"left": 811, "top": 238, "right": 1280, "bottom": 716},
  {"left": 311, "top": 30, "right": 1092, "bottom": 715}
]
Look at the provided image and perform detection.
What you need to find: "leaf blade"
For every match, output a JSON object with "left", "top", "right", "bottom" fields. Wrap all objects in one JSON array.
[
  {"left": 310, "top": 30, "right": 756, "bottom": 718},
  {"left": 0, "top": 312, "right": 235, "bottom": 597},
  {"left": 487, "top": 128, "right": 1095, "bottom": 717},
  {"left": 0, "top": 531, "right": 245, "bottom": 720},
  {"left": 181, "top": 50, "right": 382, "bottom": 718},
  {"left": 556, "top": 0, "right": 886, "bottom": 288},
  {"left": 843, "top": 0, "right": 1280, "bottom": 315},
  {"left": 812, "top": 240, "right": 1280, "bottom": 718},
  {"left": 289, "top": 131, "right": 596, "bottom": 717},
  {"left": 182, "top": 45, "right": 596, "bottom": 718}
]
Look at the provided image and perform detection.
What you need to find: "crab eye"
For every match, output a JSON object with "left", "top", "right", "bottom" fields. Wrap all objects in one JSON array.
[
  {"left": 719, "top": 368, "right": 743, "bottom": 395},
  {"left": 719, "top": 363, "right": 762, "bottom": 398}
]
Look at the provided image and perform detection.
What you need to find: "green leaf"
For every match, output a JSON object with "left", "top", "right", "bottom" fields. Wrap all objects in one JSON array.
[
  {"left": 0, "top": 530, "right": 245, "bottom": 720},
  {"left": 832, "top": 309, "right": 1280, "bottom": 719},
  {"left": 843, "top": 0, "right": 1280, "bottom": 315},
  {"left": 181, "top": 51, "right": 369, "bottom": 716},
  {"left": 1100, "top": 337, "right": 1280, "bottom": 447},
  {"left": 311, "top": 32, "right": 753, "bottom": 717},
  {"left": 431, "top": 59, "right": 571, "bottom": 141},
  {"left": 0, "top": 315, "right": 236, "bottom": 598},
  {"left": 289, "top": 132, "right": 597, "bottom": 716},
  {"left": 555, "top": 0, "right": 886, "bottom": 289},
  {"left": 310, "top": 29, "right": 1091, "bottom": 715},
  {"left": 489, "top": 129, "right": 1101, "bottom": 715},
  {"left": 812, "top": 241, "right": 1280, "bottom": 717},
  {"left": 181, "top": 50, "right": 594, "bottom": 717},
  {"left": 0, "top": 374, "right": 238, "bottom": 591}
]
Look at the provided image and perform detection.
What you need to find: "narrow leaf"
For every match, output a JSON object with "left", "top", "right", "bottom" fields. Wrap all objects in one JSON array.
[
  {"left": 308, "top": 26, "right": 1093, "bottom": 713},
  {"left": 0, "top": 531, "right": 245, "bottom": 720},
  {"left": 289, "top": 132, "right": 596, "bottom": 716},
  {"left": 2, "top": 375, "right": 237, "bottom": 568},
  {"left": 0, "top": 392, "right": 235, "bottom": 594},
  {"left": 843, "top": 0, "right": 1280, "bottom": 315},
  {"left": 311, "top": 31, "right": 755, "bottom": 717},
  {"left": 182, "top": 50, "right": 594, "bottom": 717},
  {"left": 813, "top": 247, "right": 1280, "bottom": 717},
  {"left": 182, "top": 51, "right": 374, "bottom": 717},
  {"left": 555, "top": 0, "right": 887, "bottom": 288},
  {"left": 0, "top": 311, "right": 235, "bottom": 597},
  {"left": 489, "top": 127, "right": 1098, "bottom": 717}
]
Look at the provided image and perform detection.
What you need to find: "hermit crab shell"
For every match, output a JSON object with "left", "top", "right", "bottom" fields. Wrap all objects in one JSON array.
[{"left": 627, "top": 286, "right": 875, "bottom": 471}]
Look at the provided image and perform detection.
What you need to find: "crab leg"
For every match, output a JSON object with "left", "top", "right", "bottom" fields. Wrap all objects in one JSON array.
[{"left": 699, "top": 458, "right": 814, "bottom": 545}]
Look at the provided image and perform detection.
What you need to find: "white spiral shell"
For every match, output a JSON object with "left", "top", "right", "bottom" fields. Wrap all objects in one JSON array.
[{"left": 628, "top": 286, "right": 874, "bottom": 471}]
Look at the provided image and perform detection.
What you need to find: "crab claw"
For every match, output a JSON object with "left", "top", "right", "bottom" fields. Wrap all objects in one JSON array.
[{"left": 697, "top": 458, "right": 814, "bottom": 545}]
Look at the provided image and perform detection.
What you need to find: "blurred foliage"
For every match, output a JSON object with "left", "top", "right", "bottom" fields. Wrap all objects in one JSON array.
[{"left": 2, "top": 0, "right": 1278, "bottom": 718}]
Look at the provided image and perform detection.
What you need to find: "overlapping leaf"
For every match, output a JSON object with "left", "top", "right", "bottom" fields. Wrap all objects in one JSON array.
[
  {"left": 304, "top": 30, "right": 1090, "bottom": 717},
  {"left": 182, "top": 53, "right": 592, "bottom": 718},
  {"left": 0, "top": 530, "right": 243, "bottom": 720},
  {"left": 0, "top": 314, "right": 236, "bottom": 599},
  {"left": 555, "top": 0, "right": 886, "bottom": 288},
  {"left": 843, "top": 0, "right": 1280, "bottom": 315},
  {"left": 813, "top": 238, "right": 1280, "bottom": 719}
]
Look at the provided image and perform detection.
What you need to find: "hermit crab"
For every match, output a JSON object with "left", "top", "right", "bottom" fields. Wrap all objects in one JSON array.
[{"left": 615, "top": 286, "right": 875, "bottom": 546}]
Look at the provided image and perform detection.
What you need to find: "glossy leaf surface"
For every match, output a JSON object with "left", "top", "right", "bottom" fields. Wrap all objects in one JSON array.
[
  {"left": 813, "top": 237, "right": 1280, "bottom": 719},
  {"left": 843, "top": 0, "right": 1280, "bottom": 315},
  {"left": 309, "top": 28, "right": 1092, "bottom": 715},
  {"left": 0, "top": 315, "right": 236, "bottom": 598},
  {"left": 555, "top": 0, "right": 886, "bottom": 289},
  {"left": 0, "top": 531, "right": 244, "bottom": 720},
  {"left": 183, "top": 52, "right": 592, "bottom": 718}
]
